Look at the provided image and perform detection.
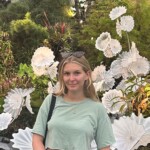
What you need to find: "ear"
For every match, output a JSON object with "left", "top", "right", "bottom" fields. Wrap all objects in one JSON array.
[{"left": 85, "top": 71, "right": 90, "bottom": 80}]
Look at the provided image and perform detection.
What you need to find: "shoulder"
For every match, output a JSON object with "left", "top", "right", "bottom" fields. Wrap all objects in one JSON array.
[{"left": 87, "top": 99, "right": 108, "bottom": 116}]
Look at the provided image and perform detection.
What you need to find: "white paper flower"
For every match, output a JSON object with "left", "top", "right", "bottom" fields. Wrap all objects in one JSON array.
[
  {"left": 130, "top": 113, "right": 150, "bottom": 149},
  {"left": 95, "top": 32, "right": 111, "bottom": 51},
  {"left": 31, "top": 47, "right": 55, "bottom": 76},
  {"left": 104, "top": 46, "right": 116, "bottom": 58},
  {"left": 110, "top": 39, "right": 122, "bottom": 54},
  {"left": 109, "top": 6, "right": 127, "bottom": 20},
  {"left": 92, "top": 65, "right": 106, "bottom": 82},
  {"left": 130, "top": 113, "right": 150, "bottom": 134},
  {"left": 92, "top": 66, "right": 115, "bottom": 92},
  {"left": 102, "top": 89, "right": 125, "bottom": 114},
  {"left": 112, "top": 116, "right": 145, "bottom": 150},
  {"left": 110, "top": 42, "right": 149, "bottom": 78},
  {"left": 11, "top": 127, "right": 33, "bottom": 150},
  {"left": 3, "top": 88, "right": 34, "bottom": 119},
  {"left": 47, "top": 82, "right": 53, "bottom": 94},
  {"left": 120, "top": 16, "right": 134, "bottom": 32},
  {"left": 104, "top": 39, "right": 122, "bottom": 58},
  {"left": 0, "top": 113, "right": 12, "bottom": 131},
  {"left": 47, "top": 61, "right": 59, "bottom": 79},
  {"left": 116, "top": 19, "right": 122, "bottom": 37}
]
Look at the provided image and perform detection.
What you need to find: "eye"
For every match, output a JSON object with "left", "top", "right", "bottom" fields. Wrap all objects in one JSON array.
[
  {"left": 74, "top": 71, "right": 81, "bottom": 75},
  {"left": 63, "top": 72, "right": 70, "bottom": 76}
]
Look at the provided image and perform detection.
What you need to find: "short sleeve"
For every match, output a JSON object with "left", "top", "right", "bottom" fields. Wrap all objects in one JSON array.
[
  {"left": 32, "top": 94, "right": 52, "bottom": 137},
  {"left": 95, "top": 104, "right": 116, "bottom": 149}
]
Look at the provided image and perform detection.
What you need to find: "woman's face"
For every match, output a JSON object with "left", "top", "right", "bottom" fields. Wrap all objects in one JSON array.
[{"left": 63, "top": 62, "right": 89, "bottom": 94}]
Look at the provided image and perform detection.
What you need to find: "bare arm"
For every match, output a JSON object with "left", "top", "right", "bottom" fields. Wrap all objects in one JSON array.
[
  {"left": 32, "top": 133, "right": 45, "bottom": 150},
  {"left": 100, "top": 146, "right": 110, "bottom": 150}
]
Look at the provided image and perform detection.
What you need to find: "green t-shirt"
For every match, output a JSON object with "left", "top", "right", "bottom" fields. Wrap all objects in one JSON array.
[{"left": 32, "top": 94, "right": 115, "bottom": 150}]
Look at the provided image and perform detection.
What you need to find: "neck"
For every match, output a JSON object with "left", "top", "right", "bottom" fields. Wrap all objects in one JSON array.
[{"left": 64, "top": 91, "right": 86, "bottom": 102}]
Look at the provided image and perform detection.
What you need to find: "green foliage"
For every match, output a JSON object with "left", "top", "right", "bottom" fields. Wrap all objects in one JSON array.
[
  {"left": 72, "top": 0, "right": 150, "bottom": 69},
  {"left": 10, "top": 12, "right": 49, "bottom": 64},
  {"left": 0, "top": 1, "right": 30, "bottom": 30}
]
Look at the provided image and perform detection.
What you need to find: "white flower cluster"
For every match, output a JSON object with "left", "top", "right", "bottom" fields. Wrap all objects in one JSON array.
[
  {"left": 31, "top": 46, "right": 59, "bottom": 79},
  {"left": 92, "top": 65, "right": 115, "bottom": 92},
  {"left": 95, "top": 32, "right": 122, "bottom": 58},
  {"left": 109, "top": 6, "right": 134, "bottom": 37}
]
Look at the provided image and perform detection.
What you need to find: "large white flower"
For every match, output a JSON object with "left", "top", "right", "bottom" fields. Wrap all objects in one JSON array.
[
  {"left": 102, "top": 89, "right": 125, "bottom": 114},
  {"left": 95, "top": 32, "right": 111, "bottom": 51},
  {"left": 92, "top": 65, "right": 106, "bottom": 82},
  {"left": 110, "top": 42, "right": 149, "bottom": 78},
  {"left": 11, "top": 127, "right": 33, "bottom": 150},
  {"left": 0, "top": 113, "right": 12, "bottom": 131},
  {"left": 47, "top": 61, "right": 59, "bottom": 79},
  {"left": 109, "top": 6, "right": 127, "bottom": 20},
  {"left": 31, "top": 47, "right": 55, "bottom": 76},
  {"left": 92, "top": 65, "right": 115, "bottom": 92},
  {"left": 120, "top": 16, "right": 134, "bottom": 32},
  {"left": 3, "top": 88, "right": 34, "bottom": 119},
  {"left": 112, "top": 116, "right": 145, "bottom": 150}
]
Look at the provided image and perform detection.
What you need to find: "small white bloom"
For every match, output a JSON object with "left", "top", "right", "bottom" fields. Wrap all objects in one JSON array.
[
  {"left": 116, "top": 19, "right": 122, "bottom": 37},
  {"left": 102, "top": 89, "right": 125, "bottom": 113},
  {"left": 109, "top": 6, "right": 127, "bottom": 20},
  {"left": 0, "top": 113, "right": 12, "bottom": 131},
  {"left": 120, "top": 16, "right": 134, "bottom": 32},
  {"left": 11, "top": 127, "right": 33, "bottom": 150},
  {"left": 95, "top": 32, "right": 111, "bottom": 51}
]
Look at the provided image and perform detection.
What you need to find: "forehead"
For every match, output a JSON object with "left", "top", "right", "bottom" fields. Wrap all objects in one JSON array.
[{"left": 63, "top": 62, "right": 83, "bottom": 71}]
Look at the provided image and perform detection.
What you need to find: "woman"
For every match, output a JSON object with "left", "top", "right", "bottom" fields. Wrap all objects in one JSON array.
[{"left": 32, "top": 51, "right": 115, "bottom": 150}]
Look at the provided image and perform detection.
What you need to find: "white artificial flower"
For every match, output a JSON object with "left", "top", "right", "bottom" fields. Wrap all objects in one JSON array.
[
  {"left": 110, "top": 39, "right": 122, "bottom": 54},
  {"left": 102, "top": 89, "right": 125, "bottom": 114},
  {"left": 92, "top": 65, "right": 106, "bottom": 82},
  {"left": 120, "top": 16, "right": 134, "bottom": 32},
  {"left": 95, "top": 32, "right": 111, "bottom": 51},
  {"left": 31, "top": 47, "right": 55, "bottom": 76},
  {"left": 104, "top": 47, "right": 115, "bottom": 58},
  {"left": 3, "top": 88, "right": 34, "bottom": 119},
  {"left": 92, "top": 65, "right": 115, "bottom": 91},
  {"left": 47, "top": 82, "right": 54, "bottom": 94},
  {"left": 0, "top": 113, "right": 12, "bottom": 131},
  {"left": 109, "top": 6, "right": 127, "bottom": 20},
  {"left": 112, "top": 116, "right": 145, "bottom": 150},
  {"left": 116, "top": 19, "right": 122, "bottom": 37},
  {"left": 32, "top": 66, "right": 47, "bottom": 76},
  {"left": 47, "top": 61, "right": 59, "bottom": 79},
  {"left": 25, "top": 95, "right": 34, "bottom": 114},
  {"left": 130, "top": 113, "right": 150, "bottom": 149},
  {"left": 110, "top": 42, "right": 149, "bottom": 78},
  {"left": 53, "top": 82, "right": 60, "bottom": 93},
  {"left": 104, "top": 39, "right": 122, "bottom": 58},
  {"left": 129, "top": 57, "right": 150, "bottom": 76},
  {"left": 11, "top": 127, "right": 33, "bottom": 150}
]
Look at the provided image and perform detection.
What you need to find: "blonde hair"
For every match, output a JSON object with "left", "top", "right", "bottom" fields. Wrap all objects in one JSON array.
[{"left": 55, "top": 55, "right": 98, "bottom": 101}]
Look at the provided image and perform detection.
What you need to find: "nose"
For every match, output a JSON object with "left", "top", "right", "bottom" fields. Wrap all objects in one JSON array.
[{"left": 69, "top": 74, "right": 75, "bottom": 81}]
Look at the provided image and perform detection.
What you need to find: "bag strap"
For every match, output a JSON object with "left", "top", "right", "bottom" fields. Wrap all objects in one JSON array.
[{"left": 43, "top": 94, "right": 56, "bottom": 145}]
